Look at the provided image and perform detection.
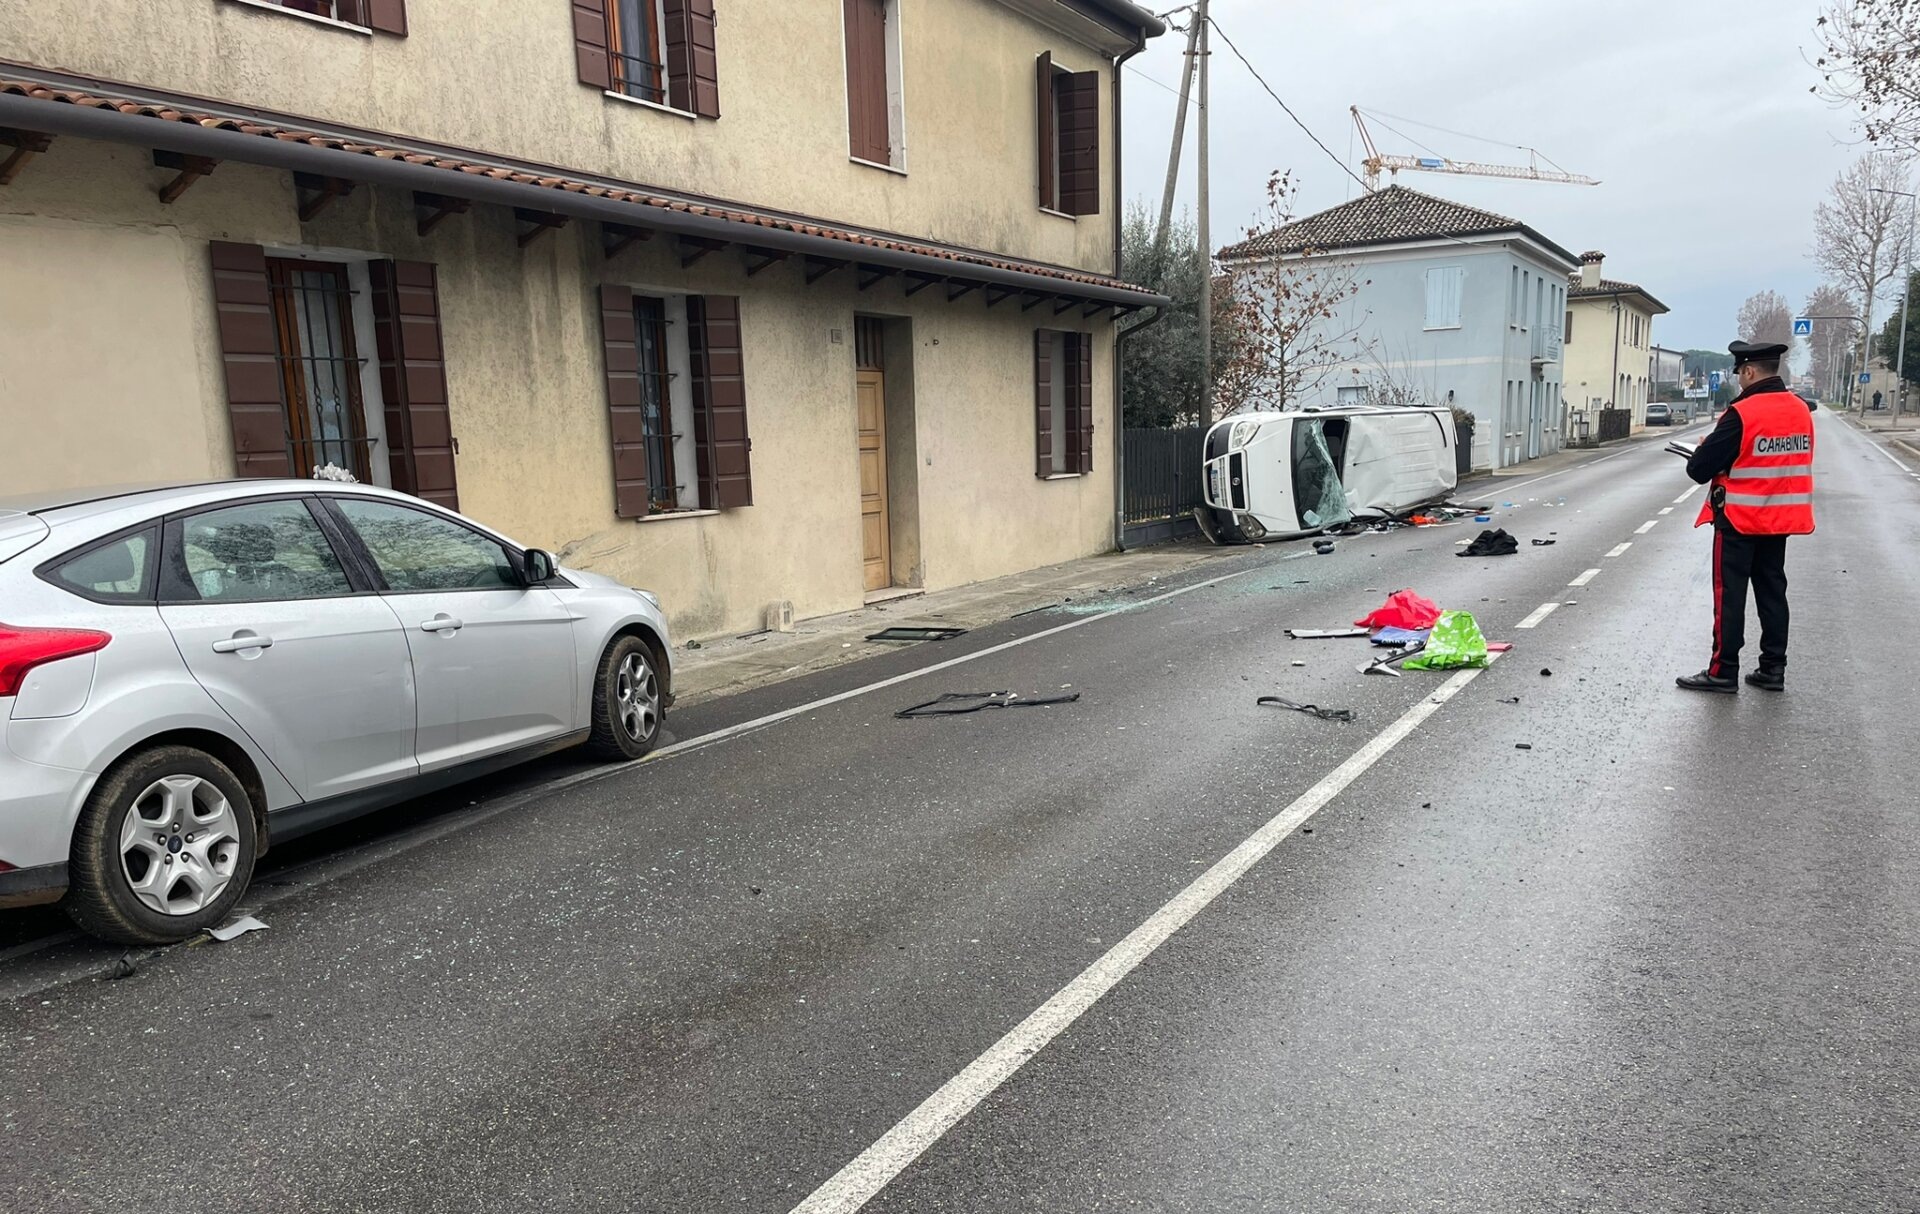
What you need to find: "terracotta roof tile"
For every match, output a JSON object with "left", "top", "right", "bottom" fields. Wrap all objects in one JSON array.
[
  {"left": 0, "top": 75, "right": 1155, "bottom": 299},
  {"left": 1218, "top": 184, "right": 1575, "bottom": 267}
]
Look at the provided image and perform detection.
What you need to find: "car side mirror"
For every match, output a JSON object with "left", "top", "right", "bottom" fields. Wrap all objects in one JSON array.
[{"left": 521, "top": 548, "right": 557, "bottom": 585}]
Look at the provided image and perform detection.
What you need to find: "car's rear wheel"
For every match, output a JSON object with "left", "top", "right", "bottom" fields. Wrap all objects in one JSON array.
[
  {"left": 64, "top": 745, "right": 258, "bottom": 946},
  {"left": 585, "top": 636, "right": 663, "bottom": 761}
]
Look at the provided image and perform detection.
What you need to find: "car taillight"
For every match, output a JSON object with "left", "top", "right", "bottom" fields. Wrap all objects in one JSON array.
[{"left": 0, "top": 623, "right": 111, "bottom": 697}]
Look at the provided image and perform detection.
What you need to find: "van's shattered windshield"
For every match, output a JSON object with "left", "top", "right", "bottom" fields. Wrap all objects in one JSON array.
[{"left": 1291, "top": 418, "right": 1352, "bottom": 531}]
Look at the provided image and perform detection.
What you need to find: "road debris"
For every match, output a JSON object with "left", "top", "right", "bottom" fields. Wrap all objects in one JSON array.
[
  {"left": 1257, "top": 696, "right": 1356, "bottom": 722},
  {"left": 866, "top": 626, "right": 968, "bottom": 643},
  {"left": 1356, "top": 589, "right": 1442, "bottom": 631},
  {"left": 896, "top": 691, "right": 1081, "bottom": 719},
  {"left": 1498, "top": 696, "right": 1520, "bottom": 704},
  {"left": 1459, "top": 529, "right": 1519, "bottom": 557},
  {"left": 1531, "top": 539, "right": 1557, "bottom": 547},
  {"left": 1287, "top": 627, "right": 1370, "bottom": 639},
  {"left": 207, "top": 915, "right": 268, "bottom": 943},
  {"left": 1515, "top": 743, "right": 1534, "bottom": 750},
  {"left": 1402, "top": 611, "right": 1490, "bottom": 670}
]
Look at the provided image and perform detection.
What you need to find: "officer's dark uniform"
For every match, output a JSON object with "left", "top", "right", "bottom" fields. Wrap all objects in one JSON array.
[{"left": 1676, "top": 341, "right": 1816, "bottom": 693}]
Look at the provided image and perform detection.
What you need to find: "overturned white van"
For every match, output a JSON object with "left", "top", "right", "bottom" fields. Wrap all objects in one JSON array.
[{"left": 1197, "top": 405, "right": 1460, "bottom": 542}]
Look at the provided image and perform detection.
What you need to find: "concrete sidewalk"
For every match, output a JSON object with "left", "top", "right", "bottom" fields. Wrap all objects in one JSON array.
[
  {"left": 672, "top": 538, "right": 1238, "bottom": 705},
  {"left": 1462, "top": 420, "right": 1691, "bottom": 488},
  {"left": 1845, "top": 410, "right": 1920, "bottom": 461}
]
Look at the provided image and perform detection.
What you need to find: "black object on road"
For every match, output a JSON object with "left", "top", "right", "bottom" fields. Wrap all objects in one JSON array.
[
  {"left": 1459, "top": 528, "right": 1519, "bottom": 557},
  {"left": 896, "top": 691, "right": 1080, "bottom": 718},
  {"left": 868, "top": 626, "right": 970, "bottom": 643},
  {"left": 1530, "top": 539, "right": 1556, "bottom": 547},
  {"left": 1257, "top": 696, "right": 1356, "bottom": 723}
]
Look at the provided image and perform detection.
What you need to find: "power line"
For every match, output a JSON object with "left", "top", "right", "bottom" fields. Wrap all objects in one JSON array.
[{"left": 1124, "top": 63, "right": 1188, "bottom": 100}]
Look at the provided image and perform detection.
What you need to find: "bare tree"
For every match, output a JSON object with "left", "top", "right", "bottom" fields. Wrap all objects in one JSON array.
[
  {"left": 1802, "top": 283, "right": 1859, "bottom": 397},
  {"left": 1814, "top": 154, "right": 1915, "bottom": 402},
  {"left": 1737, "top": 291, "right": 1796, "bottom": 357},
  {"left": 1213, "top": 171, "right": 1370, "bottom": 415},
  {"left": 1814, "top": 1, "right": 1920, "bottom": 153}
]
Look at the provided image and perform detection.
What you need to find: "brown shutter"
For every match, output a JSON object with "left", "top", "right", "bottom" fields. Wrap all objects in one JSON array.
[
  {"left": 365, "top": 0, "right": 406, "bottom": 35},
  {"left": 843, "top": 0, "right": 889, "bottom": 164},
  {"left": 664, "top": 0, "right": 721, "bottom": 118},
  {"left": 209, "top": 242, "right": 295, "bottom": 479},
  {"left": 599, "top": 285, "right": 651, "bottom": 518},
  {"left": 1034, "top": 329, "right": 1053, "bottom": 478},
  {"left": 689, "top": 295, "right": 752, "bottom": 509},
  {"left": 1057, "top": 70, "right": 1100, "bottom": 216},
  {"left": 1035, "top": 52, "right": 1055, "bottom": 211},
  {"left": 1073, "top": 332, "right": 1094, "bottom": 474},
  {"left": 370, "top": 260, "right": 460, "bottom": 511},
  {"left": 573, "top": 0, "right": 613, "bottom": 90}
]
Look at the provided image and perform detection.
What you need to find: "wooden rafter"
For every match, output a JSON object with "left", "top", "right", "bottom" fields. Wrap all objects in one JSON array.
[
  {"left": 743, "top": 247, "right": 790, "bottom": 276},
  {"left": 1020, "top": 291, "right": 1050, "bottom": 312},
  {"left": 293, "top": 172, "right": 356, "bottom": 223},
  {"left": 515, "top": 208, "right": 569, "bottom": 248},
  {"left": 414, "top": 191, "right": 470, "bottom": 236},
  {"left": 0, "top": 129, "right": 52, "bottom": 187},
  {"left": 903, "top": 273, "right": 942, "bottom": 297},
  {"left": 1082, "top": 300, "right": 1113, "bottom": 318},
  {"left": 602, "top": 222, "right": 653, "bottom": 260},
  {"left": 152, "top": 150, "right": 216, "bottom": 205},
  {"left": 1054, "top": 296, "right": 1080, "bottom": 315},
  {"left": 857, "top": 264, "right": 898, "bottom": 291},
  {"left": 678, "top": 236, "right": 729, "bottom": 267},
  {"left": 984, "top": 286, "right": 1017, "bottom": 308},
  {"left": 804, "top": 256, "right": 849, "bottom": 285},
  {"left": 947, "top": 280, "right": 982, "bottom": 303}
]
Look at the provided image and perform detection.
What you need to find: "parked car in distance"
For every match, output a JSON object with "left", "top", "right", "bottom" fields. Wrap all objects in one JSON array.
[
  {"left": 0, "top": 481, "right": 673, "bottom": 944},
  {"left": 1646, "top": 403, "right": 1674, "bottom": 426}
]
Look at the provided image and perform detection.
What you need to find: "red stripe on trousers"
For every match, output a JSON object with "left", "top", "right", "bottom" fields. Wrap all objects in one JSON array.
[{"left": 1709, "top": 529, "right": 1725, "bottom": 676}]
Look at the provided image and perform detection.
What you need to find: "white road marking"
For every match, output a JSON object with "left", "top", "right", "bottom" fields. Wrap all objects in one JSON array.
[
  {"left": 1657, "top": 507, "right": 1673, "bottom": 515},
  {"left": 1868, "top": 440, "right": 1913, "bottom": 473},
  {"left": 1486, "top": 447, "right": 1632, "bottom": 496},
  {"left": 1634, "top": 520, "right": 1659, "bottom": 534},
  {"left": 1569, "top": 568, "right": 1601, "bottom": 587},
  {"left": 787, "top": 662, "right": 1493, "bottom": 1214},
  {"left": 1606, "top": 542, "right": 1633, "bottom": 558},
  {"left": 1516, "top": 602, "right": 1560, "bottom": 629},
  {"left": 1674, "top": 485, "right": 1701, "bottom": 504}
]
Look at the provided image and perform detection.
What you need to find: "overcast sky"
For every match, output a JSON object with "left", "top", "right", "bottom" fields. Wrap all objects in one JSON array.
[{"left": 1119, "top": 0, "right": 1894, "bottom": 354}]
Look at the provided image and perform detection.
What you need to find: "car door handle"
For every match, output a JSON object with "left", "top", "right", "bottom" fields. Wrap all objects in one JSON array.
[
  {"left": 211, "top": 634, "right": 273, "bottom": 654},
  {"left": 420, "top": 615, "right": 464, "bottom": 633}
]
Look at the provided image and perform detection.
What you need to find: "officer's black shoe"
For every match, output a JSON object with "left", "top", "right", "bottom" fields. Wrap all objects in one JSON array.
[
  {"left": 1676, "top": 669, "right": 1739, "bottom": 694},
  {"left": 1744, "top": 667, "right": 1786, "bottom": 692}
]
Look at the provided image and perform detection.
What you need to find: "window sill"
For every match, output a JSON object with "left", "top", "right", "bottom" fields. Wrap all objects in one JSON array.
[
  {"left": 1040, "top": 472, "right": 1084, "bottom": 481},
  {"left": 604, "top": 91, "right": 698, "bottom": 121},
  {"left": 220, "top": 0, "right": 373, "bottom": 35},
  {"left": 636, "top": 508, "right": 720, "bottom": 524},
  {"left": 1038, "top": 207, "right": 1077, "bottom": 222},
  {"left": 1423, "top": 324, "right": 1462, "bottom": 332},
  {"left": 850, "top": 156, "right": 908, "bottom": 177}
]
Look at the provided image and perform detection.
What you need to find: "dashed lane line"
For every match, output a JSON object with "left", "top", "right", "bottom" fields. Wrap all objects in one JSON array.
[
  {"left": 1674, "top": 485, "right": 1701, "bottom": 505},
  {"left": 1657, "top": 507, "right": 1673, "bottom": 515},
  {"left": 1569, "top": 569, "right": 1601, "bottom": 588},
  {"left": 1606, "top": 542, "right": 1633, "bottom": 558},
  {"left": 1516, "top": 601, "right": 1560, "bottom": 629},
  {"left": 1634, "top": 520, "right": 1660, "bottom": 534}
]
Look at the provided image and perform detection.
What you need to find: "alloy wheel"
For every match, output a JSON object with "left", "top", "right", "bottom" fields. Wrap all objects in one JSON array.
[
  {"left": 614, "top": 651, "right": 660, "bottom": 745},
  {"left": 117, "top": 775, "right": 242, "bottom": 916}
]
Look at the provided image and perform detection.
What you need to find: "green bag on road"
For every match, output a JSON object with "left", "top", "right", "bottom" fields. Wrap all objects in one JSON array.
[{"left": 1402, "top": 609, "right": 1490, "bottom": 670}]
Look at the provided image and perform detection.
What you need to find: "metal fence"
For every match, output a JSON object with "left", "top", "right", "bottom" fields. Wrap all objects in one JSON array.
[{"left": 1123, "top": 427, "right": 1207, "bottom": 544}]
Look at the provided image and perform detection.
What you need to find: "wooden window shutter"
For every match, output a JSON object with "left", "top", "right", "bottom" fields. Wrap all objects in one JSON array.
[
  {"left": 365, "top": 0, "right": 407, "bottom": 35},
  {"left": 1073, "top": 333, "right": 1094, "bottom": 474},
  {"left": 369, "top": 260, "right": 460, "bottom": 511},
  {"left": 1035, "top": 53, "right": 1055, "bottom": 211},
  {"left": 663, "top": 0, "right": 721, "bottom": 118},
  {"left": 1057, "top": 70, "right": 1100, "bottom": 216},
  {"left": 209, "top": 241, "right": 295, "bottom": 479},
  {"left": 843, "top": 0, "right": 890, "bottom": 164},
  {"left": 598, "top": 285, "right": 651, "bottom": 518},
  {"left": 688, "top": 295, "right": 753, "bottom": 509},
  {"left": 573, "top": 0, "right": 613, "bottom": 90},
  {"left": 1034, "top": 330, "right": 1053, "bottom": 478}
]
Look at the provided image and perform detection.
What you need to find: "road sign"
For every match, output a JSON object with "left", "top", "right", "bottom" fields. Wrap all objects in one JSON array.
[
  {"left": 1861, "top": 372, "right": 1873, "bottom": 384},
  {"left": 1709, "top": 371, "right": 1723, "bottom": 391},
  {"left": 1793, "top": 317, "right": 1813, "bottom": 336},
  {"left": 1684, "top": 387, "right": 1710, "bottom": 399}
]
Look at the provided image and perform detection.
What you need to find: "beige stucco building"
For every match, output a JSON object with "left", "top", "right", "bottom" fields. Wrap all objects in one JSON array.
[
  {"left": 1561, "top": 251, "right": 1669, "bottom": 435},
  {"left": 0, "top": 0, "right": 1163, "bottom": 639}
]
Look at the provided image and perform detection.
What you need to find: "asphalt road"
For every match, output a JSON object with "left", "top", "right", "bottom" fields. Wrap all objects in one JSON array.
[{"left": 5, "top": 414, "right": 1919, "bottom": 1213}]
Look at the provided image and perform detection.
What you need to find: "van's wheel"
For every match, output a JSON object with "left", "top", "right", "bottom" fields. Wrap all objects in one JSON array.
[
  {"left": 64, "top": 745, "right": 258, "bottom": 946},
  {"left": 586, "top": 636, "right": 663, "bottom": 761}
]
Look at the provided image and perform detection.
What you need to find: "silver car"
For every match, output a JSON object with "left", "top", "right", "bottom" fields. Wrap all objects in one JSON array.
[{"left": 0, "top": 481, "right": 672, "bottom": 943}]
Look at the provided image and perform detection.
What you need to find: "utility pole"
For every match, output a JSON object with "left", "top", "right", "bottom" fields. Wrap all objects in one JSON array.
[
  {"left": 1195, "top": 0, "right": 1212, "bottom": 428},
  {"left": 1149, "top": 13, "right": 1201, "bottom": 276},
  {"left": 1895, "top": 191, "right": 1915, "bottom": 421}
]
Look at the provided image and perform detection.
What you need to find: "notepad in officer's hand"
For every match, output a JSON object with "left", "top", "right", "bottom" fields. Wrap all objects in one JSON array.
[{"left": 1665, "top": 440, "right": 1698, "bottom": 459}]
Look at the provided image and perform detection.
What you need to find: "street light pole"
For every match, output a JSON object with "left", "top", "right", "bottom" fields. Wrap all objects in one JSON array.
[{"left": 1870, "top": 181, "right": 1918, "bottom": 421}]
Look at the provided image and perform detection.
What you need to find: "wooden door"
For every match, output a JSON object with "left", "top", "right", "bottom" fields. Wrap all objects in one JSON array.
[{"left": 857, "top": 369, "right": 891, "bottom": 592}]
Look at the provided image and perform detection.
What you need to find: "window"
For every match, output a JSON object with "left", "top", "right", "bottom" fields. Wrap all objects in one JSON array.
[
  {"left": 266, "top": 258, "right": 373, "bottom": 483},
  {"left": 1336, "top": 385, "right": 1368, "bottom": 406},
  {"left": 1034, "top": 329, "right": 1092, "bottom": 477},
  {"left": 242, "top": 0, "right": 406, "bottom": 34},
  {"left": 162, "top": 500, "right": 353, "bottom": 604},
  {"left": 1036, "top": 53, "right": 1100, "bottom": 215},
  {"left": 1565, "top": 309, "right": 1573, "bottom": 343},
  {"left": 331, "top": 498, "right": 518, "bottom": 592},
  {"left": 598, "top": 286, "right": 753, "bottom": 517},
  {"left": 575, "top": 0, "right": 720, "bottom": 118},
  {"left": 1423, "top": 266, "right": 1463, "bottom": 330},
  {"left": 45, "top": 529, "right": 157, "bottom": 603},
  {"left": 845, "top": 0, "right": 903, "bottom": 166}
]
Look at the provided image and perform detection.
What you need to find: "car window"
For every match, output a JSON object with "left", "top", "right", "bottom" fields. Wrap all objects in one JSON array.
[
  {"left": 48, "top": 528, "right": 156, "bottom": 602},
  {"left": 331, "top": 498, "right": 518, "bottom": 592},
  {"left": 163, "top": 500, "right": 353, "bottom": 603}
]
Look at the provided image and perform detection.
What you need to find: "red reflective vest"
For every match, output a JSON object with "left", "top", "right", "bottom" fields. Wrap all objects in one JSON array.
[{"left": 1694, "top": 390, "right": 1815, "bottom": 534}]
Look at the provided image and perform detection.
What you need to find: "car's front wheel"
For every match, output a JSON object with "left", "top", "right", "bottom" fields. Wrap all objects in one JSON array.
[
  {"left": 585, "top": 635, "right": 664, "bottom": 761},
  {"left": 64, "top": 745, "right": 258, "bottom": 945}
]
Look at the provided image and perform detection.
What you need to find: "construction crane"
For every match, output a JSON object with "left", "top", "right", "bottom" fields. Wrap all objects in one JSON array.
[{"left": 1351, "top": 107, "right": 1599, "bottom": 192}]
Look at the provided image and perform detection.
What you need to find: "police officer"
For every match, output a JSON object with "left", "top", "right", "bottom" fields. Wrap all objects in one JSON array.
[{"left": 1676, "top": 340, "right": 1816, "bottom": 693}]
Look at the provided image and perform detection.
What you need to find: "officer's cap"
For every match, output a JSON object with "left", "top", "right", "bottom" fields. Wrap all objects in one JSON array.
[{"left": 1729, "top": 340, "right": 1789, "bottom": 366}]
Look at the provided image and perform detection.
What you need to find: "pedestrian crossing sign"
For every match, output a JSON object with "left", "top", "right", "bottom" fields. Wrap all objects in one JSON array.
[{"left": 1793, "top": 318, "right": 1812, "bottom": 336}]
